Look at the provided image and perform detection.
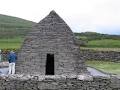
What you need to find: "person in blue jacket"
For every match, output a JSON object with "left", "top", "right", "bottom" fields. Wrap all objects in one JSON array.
[{"left": 8, "top": 50, "right": 17, "bottom": 75}]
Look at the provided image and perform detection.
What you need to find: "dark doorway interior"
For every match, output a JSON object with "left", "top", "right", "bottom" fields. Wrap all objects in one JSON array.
[{"left": 46, "top": 54, "right": 54, "bottom": 75}]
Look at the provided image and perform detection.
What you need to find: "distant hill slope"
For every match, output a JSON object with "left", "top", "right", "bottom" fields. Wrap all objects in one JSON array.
[
  {"left": 75, "top": 32, "right": 120, "bottom": 48},
  {"left": 0, "top": 14, "right": 119, "bottom": 40},
  {"left": 0, "top": 14, "right": 36, "bottom": 38},
  {"left": 75, "top": 32, "right": 120, "bottom": 41},
  {"left": 0, "top": 14, "right": 120, "bottom": 49}
]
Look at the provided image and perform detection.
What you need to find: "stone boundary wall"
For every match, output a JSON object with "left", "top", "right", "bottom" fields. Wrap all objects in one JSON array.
[
  {"left": 0, "top": 75, "right": 120, "bottom": 90},
  {"left": 80, "top": 49, "right": 120, "bottom": 62}
]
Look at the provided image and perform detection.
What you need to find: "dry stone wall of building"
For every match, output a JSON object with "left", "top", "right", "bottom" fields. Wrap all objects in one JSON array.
[{"left": 16, "top": 11, "right": 87, "bottom": 75}]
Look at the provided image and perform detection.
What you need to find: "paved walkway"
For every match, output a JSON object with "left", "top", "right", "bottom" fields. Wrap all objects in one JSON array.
[
  {"left": 0, "top": 62, "right": 9, "bottom": 68},
  {"left": 87, "top": 67, "right": 110, "bottom": 77},
  {"left": 0, "top": 66, "right": 110, "bottom": 77}
]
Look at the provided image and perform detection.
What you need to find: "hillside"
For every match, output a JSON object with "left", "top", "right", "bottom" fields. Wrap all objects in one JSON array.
[
  {"left": 0, "top": 14, "right": 119, "bottom": 40},
  {"left": 75, "top": 32, "right": 120, "bottom": 41},
  {"left": 0, "top": 14, "right": 36, "bottom": 38},
  {"left": 0, "top": 14, "right": 120, "bottom": 49},
  {"left": 75, "top": 32, "right": 120, "bottom": 48}
]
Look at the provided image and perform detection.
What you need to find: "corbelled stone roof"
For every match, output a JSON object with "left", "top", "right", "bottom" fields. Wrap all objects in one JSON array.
[{"left": 38, "top": 10, "right": 66, "bottom": 25}]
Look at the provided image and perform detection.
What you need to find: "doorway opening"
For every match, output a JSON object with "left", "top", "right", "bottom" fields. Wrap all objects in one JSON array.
[{"left": 45, "top": 54, "right": 54, "bottom": 75}]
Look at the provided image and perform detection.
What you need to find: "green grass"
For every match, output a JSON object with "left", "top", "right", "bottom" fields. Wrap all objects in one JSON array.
[
  {"left": 86, "top": 60, "right": 120, "bottom": 75},
  {"left": 81, "top": 47, "right": 120, "bottom": 52},
  {"left": 87, "top": 39, "right": 120, "bottom": 48},
  {"left": 0, "top": 14, "right": 35, "bottom": 38},
  {"left": 0, "top": 37, "right": 24, "bottom": 49},
  {"left": 0, "top": 14, "right": 120, "bottom": 50},
  {"left": 75, "top": 32, "right": 120, "bottom": 41},
  {"left": 0, "top": 14, "right": 36, "bottom": 49}
]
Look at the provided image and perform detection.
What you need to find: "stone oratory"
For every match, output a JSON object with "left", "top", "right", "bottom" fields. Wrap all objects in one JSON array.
[{"left": 16, "top": 10, "right": 87, "bottom": 75}]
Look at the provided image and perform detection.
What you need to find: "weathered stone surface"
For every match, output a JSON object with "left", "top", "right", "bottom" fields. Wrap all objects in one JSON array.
[
  {"left": 80, "top": 49, "right": 120, "bottom": 62},
  {"left": 0, "top": 75, "right": 120, "bottom": 90},
  {"left": 16, "top": 11, "right": 87, "bottom": 75}
]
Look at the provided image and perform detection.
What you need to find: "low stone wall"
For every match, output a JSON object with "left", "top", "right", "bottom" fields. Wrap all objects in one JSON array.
[
  {"left": 0, "top": 75, "right": 120, "bottom": 90},
  {"left": 80, "top": 49, "right": 120, "bottom": 62}
]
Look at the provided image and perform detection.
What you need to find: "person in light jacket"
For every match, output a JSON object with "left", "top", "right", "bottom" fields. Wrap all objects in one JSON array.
[{"left": 8, "top": 51, "right": 17, "bottom": 75}]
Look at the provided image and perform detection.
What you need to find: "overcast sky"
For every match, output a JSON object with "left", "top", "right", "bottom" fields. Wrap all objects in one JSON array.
[{"left": 0, "top": 0, "right": 120, "bottom": 35}]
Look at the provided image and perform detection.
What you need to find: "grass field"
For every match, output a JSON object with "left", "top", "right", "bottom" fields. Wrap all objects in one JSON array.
[
  {"left": 1, "top": 38, "right": 120, "bottom": 50},
  {"left": 0, "top": 37, "right": 24, "bottom": 49},
  {"left": 0, "top": 14, "right": 35, "bottom": 38},
  {"left": 87, "top": 39, "right": 120, "bottom": 48},
  {"left": 81, "top": 47, "right": 120, "bottom": 52},
  {"left": 0, "top": 14, "right": 35, "bottom": 49},
  {"left": 86, "top": 60, "right": 120, "bottom": 75}
]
